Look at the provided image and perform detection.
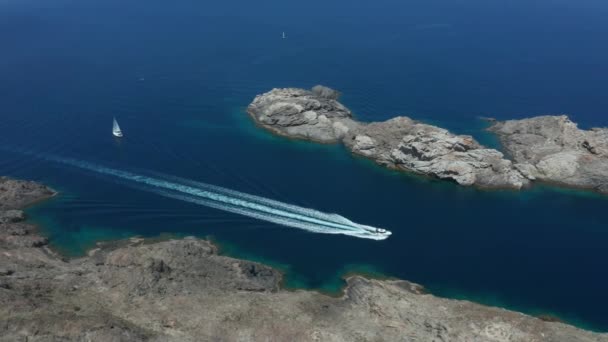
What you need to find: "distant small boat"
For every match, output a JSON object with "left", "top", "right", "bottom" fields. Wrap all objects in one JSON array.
[
  {"left": 282, "top": 32, "right": 286, "bottom": 39},
  {"left": 112, "top": 117, "right": 123, "bottom": 137}
]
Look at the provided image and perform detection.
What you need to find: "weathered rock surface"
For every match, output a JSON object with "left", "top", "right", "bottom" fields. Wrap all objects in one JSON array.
[
  {"left": 345, "top": 117, "right": 529, "bottom": 189},
  {"left": 247, "top": 87, "right": 361, "bottom": 143},
  {"left": 248, "top": 87, "right": 528, "bottom": 189},
  {"left": 1, "top": 178, "right": 606, "bottom": 341},
  {"left": 0, "top": 176, "right": 55, "bottom": 209},
  {"left": 0, "top": 179, "right": 54, "bottom": 249},
  {"left": 489, "top": 115, "right": 608, "bottom": 194}
]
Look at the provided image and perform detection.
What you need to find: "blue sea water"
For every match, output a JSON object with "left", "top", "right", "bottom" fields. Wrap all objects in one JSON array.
[{"left": 1, "top": 0, "right": 608, "bottom": 331}]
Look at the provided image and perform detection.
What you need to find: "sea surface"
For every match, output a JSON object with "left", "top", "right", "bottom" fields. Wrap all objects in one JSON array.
[{"left": 1, "top": 0, "right": 608, "bottom": 331}]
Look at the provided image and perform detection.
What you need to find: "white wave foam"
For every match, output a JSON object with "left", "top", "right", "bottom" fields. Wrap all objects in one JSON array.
[{"left": 43, "top": 155, "right": 392, "bottom": 240}]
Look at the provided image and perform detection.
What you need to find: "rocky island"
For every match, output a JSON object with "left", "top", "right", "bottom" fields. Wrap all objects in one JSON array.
[
  {"left": 248, "top": 86, "right": 608, "bottom": 194},
  {"left": 248, "top": 87, "right": 529, "bottom": 190},
  {"left": 1, "top": 178, "right": 607, "bottom": 341}
]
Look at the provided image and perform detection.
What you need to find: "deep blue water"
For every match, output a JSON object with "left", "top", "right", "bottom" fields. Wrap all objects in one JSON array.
[{"left": 2, "top": 0, "right": 608, "bottom": 331}]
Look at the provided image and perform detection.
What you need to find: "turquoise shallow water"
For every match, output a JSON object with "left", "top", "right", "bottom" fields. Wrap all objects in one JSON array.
[{"left": 2, "top": 0, "right": 608, "bottom": 331}]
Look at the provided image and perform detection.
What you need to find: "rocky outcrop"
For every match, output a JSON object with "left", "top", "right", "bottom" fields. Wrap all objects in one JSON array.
[
  {"left": 248, "top": 87, "right": 529, "bottom": 189},
  {"left": 0, "top": 178, "right": 54, "bottom": 249},
  {"left": 0, "top": 176, "right": 55, "bottom": 209},
  {"left": 1, "top": 177, "right": 606, "bottom": 341},
  {"left": 489, "top": 115, "right": 608, "bottom": 194},
  {"left": 345, "top": 117, "right": 528, "bottom": 189},
  {"left": 247, "top": 87, "right": 361, "bottom": 143}
]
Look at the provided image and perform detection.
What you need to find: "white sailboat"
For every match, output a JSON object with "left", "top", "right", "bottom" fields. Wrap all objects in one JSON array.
[
  {"left": 112, "top": 117, "right": 123, "bottom": 137},
  {"left": 282, "top": 31, "right": 286, "bottom": 39}
]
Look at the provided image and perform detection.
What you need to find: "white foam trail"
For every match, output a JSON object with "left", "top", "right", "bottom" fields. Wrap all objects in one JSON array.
[
  {"left": 150, "top": 190, "right": 365, "bottom": 238},
  {"left": 149, "top": 172, "right": 363, "bottom": 228},
  {"left": 41, "top": 155, "right": 391, "bottom": 240}
]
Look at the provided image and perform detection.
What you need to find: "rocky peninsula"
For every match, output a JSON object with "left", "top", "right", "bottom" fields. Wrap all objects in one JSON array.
[
  {"left": 248, "top": 86, "right": 608, "bottom": 194},
  {"left": 248, "top": 87, "right": 529, "bottom": 190},
  {"left": 1, "top": 178, "right": 607, "bottom": 341}
]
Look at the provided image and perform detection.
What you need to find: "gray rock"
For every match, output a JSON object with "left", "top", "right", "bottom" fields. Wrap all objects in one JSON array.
[
  {"left": 247, "top": 87, "right": 361, "bottom": 143},
  {"left": 0, "top": 210, "right": 26, "bottom": 224},
  {"left": 248, "top": 88, "right": 529, "bottom": 189},
  {"left": 312, "top": 85, "right": 341, "bottom": 100},
  {"left": 489, "top": 115, "right": 608, "bottom": 193},
  {"left": 0, "top": 177, "right": 55, "bottom": 210},
  {"left": 345, "top": 117, "right": 529, "bottom": 189}
]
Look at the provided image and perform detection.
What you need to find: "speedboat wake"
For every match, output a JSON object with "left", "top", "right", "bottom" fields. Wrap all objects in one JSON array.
[{"left": 42, "top": 155, "right": 392, "bottom": 240}]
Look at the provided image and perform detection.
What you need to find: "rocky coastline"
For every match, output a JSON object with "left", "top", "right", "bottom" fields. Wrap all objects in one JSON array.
[
  {"left": 1, "top": 178, "right": 607, "bottom": 341},
  {"left": 248, "top": 86, "right": 608, "bottom": 194}
]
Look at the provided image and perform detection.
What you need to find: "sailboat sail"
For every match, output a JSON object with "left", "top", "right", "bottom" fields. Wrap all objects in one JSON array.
[{"left": 112, "top": 118, "right": 123, "bottom": 137}]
